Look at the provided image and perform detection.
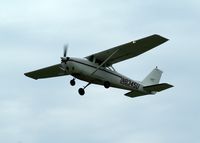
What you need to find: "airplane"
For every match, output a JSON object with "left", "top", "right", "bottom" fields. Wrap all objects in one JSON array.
[{"left": 24, "top": 34, "right": 173, "bottom": 98}]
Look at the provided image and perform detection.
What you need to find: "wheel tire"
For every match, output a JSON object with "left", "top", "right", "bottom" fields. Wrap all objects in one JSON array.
[
  {"left": 104, "top": 81, "right": 110, "bottom": 89},
  {"left": 78, "top": 88, "right": 85, "bottom": 95},
  {"left": 70, "top": 79, "right": 75, "bottom": 86}
]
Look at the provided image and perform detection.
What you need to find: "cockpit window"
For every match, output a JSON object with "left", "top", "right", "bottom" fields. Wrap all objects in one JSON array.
[
  {"left": 88, "top": 55, "right": 94, "bottom": 62},
  {"left": 106, "top": 67, "right": 113, "bottom": 71},
  {"left": 95, "top": 59, "right": 102, "bottom": 65}
]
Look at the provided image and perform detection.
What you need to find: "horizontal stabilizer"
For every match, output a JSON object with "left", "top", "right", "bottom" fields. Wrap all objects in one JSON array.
[
  {"left": 144, "top": 83, "right": 173, "bottom": 92},
  {"left": 124, "top": 90, "right": 148, "bottom": 98}
]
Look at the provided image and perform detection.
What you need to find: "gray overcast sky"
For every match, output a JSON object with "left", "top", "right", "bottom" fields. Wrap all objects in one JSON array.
[{"left": 0, "top": 0, "right": 200, "bottom": 143}]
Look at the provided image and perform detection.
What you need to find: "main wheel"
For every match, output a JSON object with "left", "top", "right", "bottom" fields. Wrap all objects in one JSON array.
[
  {"left": 78, "top": 88, "right": 85, "bottom": 95},
  {"left": 70, "top": 79, "right": 75, "bottom": 86},
  {"left": 104, "top": 81, "right": 110, "bottom": 89}
]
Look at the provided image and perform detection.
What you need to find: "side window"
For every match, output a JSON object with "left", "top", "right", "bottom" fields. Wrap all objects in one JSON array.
[
  {"left": 89, "top": 55, "right": 94, "bottom": 62},
  {"left": 95, "top": 59, "right": 102, "bottom": 65}
]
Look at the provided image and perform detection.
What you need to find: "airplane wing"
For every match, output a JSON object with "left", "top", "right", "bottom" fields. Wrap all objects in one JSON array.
[
  {"left": 24, "top": 64, "right": 69, "bottom": 80},
  {"left": 85, "top": 34, "right": 168, "bottom": 66}
]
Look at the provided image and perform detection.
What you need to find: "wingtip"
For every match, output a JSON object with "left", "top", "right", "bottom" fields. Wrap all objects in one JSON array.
[
  {"left": 24, "top": 72, "right": 38, "bottom": 80},
  {"left": 154, "top": 34, "right": 169, "bottom": 42},
  {"left": 24, "top": 72, "right": 29, "bottom": 77}
]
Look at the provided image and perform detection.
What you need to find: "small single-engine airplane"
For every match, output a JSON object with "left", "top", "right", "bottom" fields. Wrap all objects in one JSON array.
[{"left": 24, "top": 34, "right": 173, "bottom": 98}]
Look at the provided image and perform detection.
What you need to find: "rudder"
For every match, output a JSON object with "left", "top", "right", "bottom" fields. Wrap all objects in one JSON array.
[{"left": 142, "top": 67, "right": 163, "bottom": 86}]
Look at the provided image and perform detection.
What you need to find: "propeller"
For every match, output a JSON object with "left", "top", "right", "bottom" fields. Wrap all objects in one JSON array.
[
  {"left": 61, "top": 44, "right": 70, "bottom": 64},
  {"left": 63, "top": 45, "right": 67, "bottom": 57}
]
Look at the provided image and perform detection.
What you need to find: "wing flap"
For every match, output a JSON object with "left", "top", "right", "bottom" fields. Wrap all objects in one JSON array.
[
  {"left": 86, "top": 34, "right": 168, "bottom": 66},
  {"left": 144, "top": 83, "right": 174, "bottom": 92},
  {"left": 24, "top": 64, "right": 68, "bottom": 80}
]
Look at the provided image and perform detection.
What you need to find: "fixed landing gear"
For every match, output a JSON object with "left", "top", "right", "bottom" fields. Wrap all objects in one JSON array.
[
  {"left": 70, "top": 79, "right": 75, "bottom": 86},
  {"left": 78, "top": 83, "right": 91, "bottom": 96},
  {"left": 78, "top": 88, "right": 85, "bottom": 95},
  {"left": 70, "top": 79, "right": 110, "bottom": 95},
  {"left": 104, "top": 81, "right": 110, "bottom": 89},
  {"left": 69, "top": 78, "right": 91, "bottom": 96}
]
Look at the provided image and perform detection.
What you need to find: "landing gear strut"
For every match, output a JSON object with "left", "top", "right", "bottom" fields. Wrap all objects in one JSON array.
[
  {"left": 78, "top": 83, "right": 91, "bottom": 96},
  {"left": 70, "top": 78, "right": 75, "bottom": 86}
]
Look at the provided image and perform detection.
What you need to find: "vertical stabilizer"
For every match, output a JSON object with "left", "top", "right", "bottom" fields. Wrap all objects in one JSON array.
[{"left": 142, "top": 67, "right": 163, "bottom": 86}]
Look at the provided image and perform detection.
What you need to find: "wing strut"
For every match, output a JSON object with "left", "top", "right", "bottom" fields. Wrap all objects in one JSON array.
[{"left": 91, "top": 49, "right": 119, "bottom": 76}]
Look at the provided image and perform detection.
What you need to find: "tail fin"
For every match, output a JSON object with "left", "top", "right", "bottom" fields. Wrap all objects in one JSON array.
[{"left": 142, "top": 67, "right": 163, "bottom": 86}]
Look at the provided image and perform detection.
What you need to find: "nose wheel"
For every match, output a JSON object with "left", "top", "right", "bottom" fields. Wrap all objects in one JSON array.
[{"left": 70, "top": 79, "right": 75, "bottom": 86}]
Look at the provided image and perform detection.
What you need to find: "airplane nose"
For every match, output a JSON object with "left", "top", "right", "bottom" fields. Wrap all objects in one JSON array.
[{"left": 61, "top": 62, "right": 68, "bottom": 69}]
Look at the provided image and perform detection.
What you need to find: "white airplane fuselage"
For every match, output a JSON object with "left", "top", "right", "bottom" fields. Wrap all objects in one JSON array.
[{"left": 64, "top": 57, "right": 145, "bottom": 92}]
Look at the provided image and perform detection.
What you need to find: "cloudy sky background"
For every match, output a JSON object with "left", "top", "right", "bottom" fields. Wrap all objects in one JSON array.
[{"left": 0, "top": 0, "right": 200, "bottom": 143}]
